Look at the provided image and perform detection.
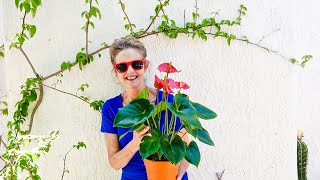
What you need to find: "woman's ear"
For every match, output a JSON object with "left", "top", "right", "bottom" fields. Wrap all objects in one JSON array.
[{"left": 144, "top": 59, "right": 150, "bottom": 71}]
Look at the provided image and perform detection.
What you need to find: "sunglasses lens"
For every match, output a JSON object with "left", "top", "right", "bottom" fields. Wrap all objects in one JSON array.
[
  {"left": 116, "top": 63, "right": 128, "bottom": 73},
  {"left": 132, "top": 60, "right": 144, "bottom": 70}
]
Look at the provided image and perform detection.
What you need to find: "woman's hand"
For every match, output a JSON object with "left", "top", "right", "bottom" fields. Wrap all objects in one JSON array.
[
  {"left": 176, "top": 175, "right": 183, "bottom": 180},
  {"left": 129, "top": 126, "right": 151, "bottom": 152}
]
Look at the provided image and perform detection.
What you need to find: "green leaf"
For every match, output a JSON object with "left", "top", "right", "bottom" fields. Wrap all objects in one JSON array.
[
  {"left": 185, "top": 141, "right": 200, "bottom": 167},
  {"left": 23, "top": 2, "right": 31, "bottom": 13},
  {"left": 181, "top": 121, "right": 198, "bottom": 138},
  {"left": 167, "top": 94, "right": 202, "bottom": 128},
  {"left": 121, "top": 2, "right": 125, "bottom": 10},
  {"left": 15, "top": 0, "right": 20, "bottom": 8},
  {"left": 27, "top": 90, "right": 37, "bottom": 102},
  {"left": 197, "top": 128, "right": 214, "bottom": 146},
  {"left": 60, "top": 61, "right": 72, "bottom": 71},
  {"left": 0, "top": 52, "right": 4, "bottom": 58},
  {"left": 89, "top": 22, "right": 95, "bottom": 29},
  {"left": 290, "top": 58, "right": 297, "bottom": 64},
  {"left": 18, "top": 36, "right": 25, "bottom": 45},
  {"left": 81, "top": 11, "right": 87, "bottom": 18},
  {"left": 153, "top": 101, "right": 166, "bottom": 116},
  {"left": 29, "top": 25, "right": 36, "bottom": 38},
  {"left": 140, "top": 135, "right": 160, "bottom": 159},
  {"left": 119, "top": 124, "right": 145, "bottom": 141},
  {"left": 74, "top": 141, "right": 86, "bottom": 150},
  {"left": 160, "top": 135, "right": 186, "bottom": 165},
  {"left": 133, "top": 88, "right": 149, "bottom": 101},
  {"left": 191, "top": 102, "right": 217, "bottom": 119},
  {"left": 114, "top": 99, "right": 155, "bottom": 128}
]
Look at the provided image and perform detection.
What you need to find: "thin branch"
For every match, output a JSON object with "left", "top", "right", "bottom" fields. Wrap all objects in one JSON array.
[
  {"left": 19, "top": 47, "right": 40, "bottom": 78},
  {"left": 61, "top": 147, "right": 74, "bottom": 180},
  {"left": 118, "top": 0, "right": 133, "bottom": 33},
  {"left": 85, "top": 0, "right": 93, "bottom": 56},
  {"left": 20, "top": 10, "right": 27, "bottom": 40},
  {"left": 0, "top": 164, "right": 8, "bottom": 173},
  {"left": 42, "top": 84, "right": 89, "bottom": 104},
  {"left": 142, "top": 0, "right": 168, "bottom": 35},
  {"left": 257, "top": 28, "right": 280, "bottom": 45},
  {"left": 0, "top": 156, "right": 6, "bottom": 163},
  {"left": 0, "top": 136, "right": 8, "bottom": 149},
  {"left": 27, "top": 82, "right": 43, "bottom": 134},
  {"left": 42, "top": 84, "right": 101, "bottom": 113},
  {"left": 216, "top": 169, "right": 225, "bottom": 180},
  {"left": 26, "top": 164, "right": 33, "bottom": 178},
  {"left": 42, "top": 45, "right": 110, "bottom": 81}
]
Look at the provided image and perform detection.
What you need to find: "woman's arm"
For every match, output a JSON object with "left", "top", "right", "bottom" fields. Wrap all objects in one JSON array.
[
  {"left": 104, "top": 126, "right": 150, "bottom": 170},
  {"left": 177, "top": 128, "right": 190, "bottom": 180}
]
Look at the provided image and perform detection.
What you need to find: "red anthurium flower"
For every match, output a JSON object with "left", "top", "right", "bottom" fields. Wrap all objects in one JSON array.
[
  {"left": 157, "top": 63, "right": 181, "bottom": 73},
  {"left": 154, "top": 75, "right": 164, "bottom": 89},
  {"left": 175, "top": 81, "right": 190, "bottom": 90}
]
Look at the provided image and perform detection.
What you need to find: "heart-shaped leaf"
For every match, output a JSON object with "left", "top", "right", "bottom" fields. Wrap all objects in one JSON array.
[
  {"left": 197, "top": 128, "right": 214, "bottom": 146},
  {"left": 119, "top": 124, "right": 145, "bottom": 141},
  {"left": 160, "top": 135, "right": 186, "bottom": 165},
  {"left": 114, "top": 99, "right": 155, "bottom": 128},
  {"left": 140, "top": 135, "right": 160, "bottom": 159},
  {"left": 185, "top": 141, "right": 201, "bottom": 167},
  {"left": 191, "top": 102, "right": 217, "bottom": 119}
]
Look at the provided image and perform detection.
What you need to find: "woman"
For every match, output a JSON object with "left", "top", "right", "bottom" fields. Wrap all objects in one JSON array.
[{"left": 100, "top": 37, "right": 189, "bottom": 180}]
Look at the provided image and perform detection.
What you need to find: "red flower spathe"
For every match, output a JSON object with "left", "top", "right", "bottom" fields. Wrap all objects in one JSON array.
[{"left": 157, "top": 63, "right": 181, "bottom": 73}]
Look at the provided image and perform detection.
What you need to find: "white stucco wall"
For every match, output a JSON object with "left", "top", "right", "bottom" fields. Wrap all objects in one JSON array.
[{"left": 1, "top": 0, "right": 320, "bottom": 180}]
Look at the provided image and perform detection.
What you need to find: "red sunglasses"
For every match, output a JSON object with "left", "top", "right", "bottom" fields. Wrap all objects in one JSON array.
[{"left": 113, "top": 59, "right": 146, "bottom": 73}]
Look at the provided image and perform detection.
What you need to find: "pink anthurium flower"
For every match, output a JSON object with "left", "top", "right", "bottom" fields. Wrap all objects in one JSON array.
[
  {"left": 157, "top": 63, "right": 181, "bottom": 73},
  {"left": 175, "top": 81, "right": 190, "bottom": 90},
  {"left": 154, "top": 75, "right": 164, "bottom": 89},
  {"left": 154, "top": 76, "right": 176, "bottom": 95}
]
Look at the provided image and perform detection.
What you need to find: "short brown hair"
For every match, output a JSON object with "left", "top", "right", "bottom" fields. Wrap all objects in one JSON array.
[{"left": 109, "top": 37, "right": 147, "bottom": 64}]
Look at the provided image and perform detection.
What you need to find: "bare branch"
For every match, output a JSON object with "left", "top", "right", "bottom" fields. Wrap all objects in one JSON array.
[
  {"left": 0, "top": 135, "right": 8, "bottom": 149},
  {"left": 142, "top": 0, "right": 168, "bottom": 35},
  {"left": 26, "top": 164, "right": 33, "bottom": 178},
  {"left": 27, "top": 82, "right": 43, "bottom": 134},
  {"left": 85, "top": 0, "right": 93, "bottom": 56},
  {"left": 61, "top": 147, "right": 74, "bottom": 180},
  {"left": 257, "top": 28, "right": 280, "bottom": 45},
  {"left": 42, "top": 45, "right": 110, "bottom": 81},
  {"left": 118, "top": 0, "right": 133, "bottom": 33},
  {"left": 42, "top": 84, "right": 101, "bottom": 113},
  {"left": 19, "top": 47, "right": 40, "bottom": 79}
]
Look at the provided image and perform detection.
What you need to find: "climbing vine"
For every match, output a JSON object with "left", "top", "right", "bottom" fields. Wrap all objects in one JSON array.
[{"left": 0, "top": 0, "right": 314, "bottom": 179}]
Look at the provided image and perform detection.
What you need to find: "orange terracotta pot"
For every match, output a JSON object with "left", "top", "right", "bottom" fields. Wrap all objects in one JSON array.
[{"left": 144, "top": 159, "right": 180, "bottom": 180}]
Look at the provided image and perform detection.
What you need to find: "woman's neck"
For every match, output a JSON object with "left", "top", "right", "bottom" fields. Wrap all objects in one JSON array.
[{"left": 122, "top": 86, "right": 157, "bottom": 105}]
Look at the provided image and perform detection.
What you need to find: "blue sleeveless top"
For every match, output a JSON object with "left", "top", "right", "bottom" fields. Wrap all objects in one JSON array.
[{"left": 101, "top": 90, "right": 188, "bottom": 180}]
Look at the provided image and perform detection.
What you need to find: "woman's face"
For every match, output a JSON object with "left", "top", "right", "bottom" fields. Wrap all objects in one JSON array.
[{"left": 114, "top": 48, "right": 149, "bottom": 91}]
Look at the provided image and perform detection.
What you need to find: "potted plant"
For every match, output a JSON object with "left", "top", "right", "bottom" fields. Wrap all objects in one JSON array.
[{"left": 114, "top": 62, "right": 217, "bottom": 180}]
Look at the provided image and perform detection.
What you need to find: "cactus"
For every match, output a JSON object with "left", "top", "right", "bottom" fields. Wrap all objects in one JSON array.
[{"left": 297, "top": 129, "right": 308, "bottom": 180}]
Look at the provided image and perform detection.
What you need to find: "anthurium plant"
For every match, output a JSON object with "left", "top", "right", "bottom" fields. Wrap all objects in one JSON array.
[{"left": 114, "top": 63, "right": 217, "bottom": 167}]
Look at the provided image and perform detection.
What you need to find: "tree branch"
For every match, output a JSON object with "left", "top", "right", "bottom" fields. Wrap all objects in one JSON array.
[
  {"left": 27, "top": 82, "right": 43, "bottom": 134},
  {"left": 118, "top": 0, "right": 133, "bottom": 33},
  {"left": 19, "top": 47, "right": 40, "bottom": 79},
  {"left": 142, "top": 0, "right": 168, "bottom": 35},
  {"left": 42, "top": 83, "right": 101, "bottom": 113},
  {"left": 257, "top": 28, "right": 280, "bottom": 45},
  {"left": 26, "top": 164, "right": 33, "bottom": 178},
  {"left": 61, "top": 147, "right": 74, "bottom": 180},
  {"left": 85, "top": 0, "right": 93, "bottom": 56}
]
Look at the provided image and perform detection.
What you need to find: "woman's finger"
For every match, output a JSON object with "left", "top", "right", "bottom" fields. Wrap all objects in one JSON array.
[
  {"left": 143, "top": 133, "right": 151, "bottom": 137},
  {"left": 138, "top": 126, "right": 150, "bottom": 135}
]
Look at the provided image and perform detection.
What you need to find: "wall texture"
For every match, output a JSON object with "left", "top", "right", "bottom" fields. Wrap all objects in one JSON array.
[{"left": 1, "top": 0, "right": 320, "bottom": 179}]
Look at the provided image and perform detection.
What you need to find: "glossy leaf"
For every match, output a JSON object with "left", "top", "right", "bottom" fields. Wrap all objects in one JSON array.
[
  {"left": 133, "top": 88, "right": 149, "bottom": 101},
  {"left": 140, "top": 134, "right": 160, "bottom": 159},
  {"left": 160, "top": 135, "right": 186, "bottom": 165},
  {"left": 119, "top": 124, "right": 145, "bottom": 141},
  {"left": 197, "top": 128, "right": 214, "bottom": 146},
  {"left": 114, "top": 99, "right": 155, "bottom": 128},
  {"left": 191, "top": 102, "right": 217, "bottom": 119},
  {"left": 167, "top": 94, "right": 202, "bottom": 128},
  {"left": 185, "top": 141, "right": 200, "bottom": 167}
]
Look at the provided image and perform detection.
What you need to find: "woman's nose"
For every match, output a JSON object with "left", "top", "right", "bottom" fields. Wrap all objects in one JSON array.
[{"left": 126, "top": 65, "right": 136, "bottom": 73}]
